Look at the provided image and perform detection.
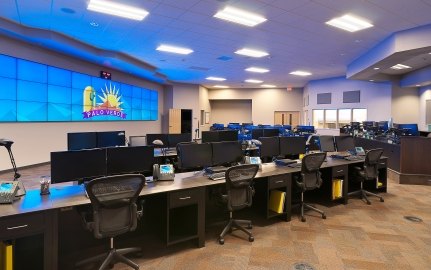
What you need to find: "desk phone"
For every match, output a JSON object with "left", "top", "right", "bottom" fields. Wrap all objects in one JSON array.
[
  {"left": 153, "top": 164, "right": 175, "bottom": 181},
  {"left": 0, "top": 181, "right": 19, "bottom": 204},
  {"left": 244, "top": 156, "right": 262, "bottom": 170}
]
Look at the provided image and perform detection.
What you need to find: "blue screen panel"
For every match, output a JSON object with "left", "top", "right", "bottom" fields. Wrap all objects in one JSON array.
[
  {"left": 150, "top": 100, "right": 157, "bottom": 110},
  {"left": 17, "top": 59, "right": 47, "bottom": 83},
  {"left": 0, "top": 100, "right": 16, "bottom": 121},
  {"left": 132, "top": 86, "right": 142, "bottom": 98},
  {"left": 142, "top": 110, "right": 150, "bottom": 120},
  {"left": 72, "top": 72, "right": 91, "bottom": 89},
  {"left": 48, "top": 103, "right": 72, "bottom": 121},
  {"left": 132, "top": 97, "right": 141, "bottom": 109},
  {"left": 132, "top": 110, "right": 142, "bottom": 120},
  {"left": 48, "top": 67, "right": 71, "bottom": 87},
  {"left": 150, "top": 110, "right": 158, "bottom": 120},
  {"left": 17, "top": 80, "right": 47, "bottom": 102},
  {"left": 48, "top": 85, "right": 71, "bottom": 104},
  {"left": 17, "top": 101, "right": 47, "bottom": 121},
  {"left": 71, "top": 88, "right": 85, "bottom": 105},
  {"left": 142, "top": 89, "right": 150, "bottom": 99},
  {"left": 0, "top": 76, "right": 17, "bottom": 100},
  {"left": 0, "top": 54, "right": 16, "bottom": 78},
  {"left": 150, "top": 90, "right": 158, "bottom": 100},
  {"left": 121, "top": 83, "right": 133, "bottom": 97},
  {"left": 142, "top": 99, "right": 150, "bottom": 110}
]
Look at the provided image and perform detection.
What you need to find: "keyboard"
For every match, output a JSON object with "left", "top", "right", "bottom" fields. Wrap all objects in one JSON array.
[
  {"left": 208, "top": 172, "right": 226, "bottom": 181},
  {"left": 344, "top": 156, "right": 364, "bottom": 161}
]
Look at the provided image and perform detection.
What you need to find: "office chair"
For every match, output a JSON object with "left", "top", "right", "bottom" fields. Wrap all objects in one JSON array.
[
  {"left": 76, "top": 174, "right": 146, "bottom": 270},
  {"left": 219, "top": 164, "right": 259, "bottom": 245},
  {"left": 294, "top": 152, "right": 327, "bottom": 222},
  {"left": 348, "top": 148, "right": 384, "bottom": 205}
]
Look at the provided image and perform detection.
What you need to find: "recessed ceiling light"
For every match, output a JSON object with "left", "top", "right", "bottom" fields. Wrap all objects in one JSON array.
[
  {"left": 245, "top": 67, "right": 269, "bottom": 73},
  {"left": 90, "top": 22, "right": 99, "bottom": 27},
  {"left": 87, "top": 0, "right": 149, "bottom": 21},
  {"left": 416, "top": 84, "right": 421, "bottom": 87},
  {"left": 156, "top": 44, "right": 193, "bottom": 55},
  {"left": 214, "top": 85, "right": 228, "bottom": 88},
  {"left": 261, "top": 84, "right": 276, "bottom": 88},
  {"left": 245, "top": 79, "right": 263, "bottom": 83},
  {"left": 326, "top": 14, "right": 373, "bottom": 32},
  {"left": 235, "top": 48, "right": 269, "bottom": 58},
  {"left": 206, "top": 76, "right": 226, "bottom": 81},
  {"left": 374, "top": 67, "right": 380, "bottom": 70},
  {"left": 390, "top": 64, "right": 411, "bottom": 70},
  {"left": 213, "top": 6, "right": 267, "bottom": 27},
  {"left": 289, "top": 70, "right": 312, "bottom": 76}
]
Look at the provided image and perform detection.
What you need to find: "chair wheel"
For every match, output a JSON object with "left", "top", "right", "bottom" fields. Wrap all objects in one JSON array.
[
  {"left": 301, "top": 217, "right": 306, "bottom": 222},
  {"left": 380, "top": 198, "right": 384, "bottom": 202},
  {"left": 219, "top": 238, "right": 224, "bottom": 245},
  {"left": 249, "top": 236, "right": 254, "bottom": 242},
  {"left": 367, "top": 201, "right": 371, "bottom": 205},
  {"left": 322, "top": 214, "right": 326, "bottom": 219}
]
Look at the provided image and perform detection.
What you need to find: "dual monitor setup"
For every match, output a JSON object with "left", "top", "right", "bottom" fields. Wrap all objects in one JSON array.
[{"left": 67, "top": 131, "right": 126, "bottom": 150}]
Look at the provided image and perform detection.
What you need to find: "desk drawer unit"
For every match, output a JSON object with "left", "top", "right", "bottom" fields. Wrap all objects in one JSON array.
[
  {"left": 0, "top": 212, "right": 45, "bottom": 239},
  {"left": 332, "top": 165, "right": 348, "bottom": 178},
  {"left": 169, "top": 188, "right": 200, "bottom": 208},
  {"left": 268, "top": 175, "right": 289, "bottom": 189}
]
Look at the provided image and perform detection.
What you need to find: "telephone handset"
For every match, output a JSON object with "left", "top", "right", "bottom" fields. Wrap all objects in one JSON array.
[
  {"left": 244, "top": 156, "right": 262, "bottom": 170},
  {"left": 153, "top": 164, "right": 175, "bottom": 181},
  {"left": 0, "top": 181, "right": 19, "bottom": 204}
]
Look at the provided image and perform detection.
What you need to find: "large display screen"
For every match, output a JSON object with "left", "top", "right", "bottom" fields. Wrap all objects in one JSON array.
[{"left": 0, "top": 54, "right": 158, "bottom": 122}]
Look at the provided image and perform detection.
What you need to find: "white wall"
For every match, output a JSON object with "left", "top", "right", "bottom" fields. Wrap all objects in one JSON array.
[
  {"left": 419, "top": 86, "right": 431, "bottom": 131},
  {"left": 199, "top": 86, "right": 211, "bottom": 135},
  {"left": 208, "top": 87, "right": 303, "bottom": 125},
  {"left": 0, "top": 36, "right": 164, "bottom": 171},
  {"left": 210, "top": 100, "right": 252, "bottom": 125},
  {"left": 171, "top": 83, "right": 200, "bottom": 138},
  {"left": 391, "top": 82, "right": 420, "bottom": 124},
  {"left": 303, "top": 77, "right": 392, "bottom": 124}
]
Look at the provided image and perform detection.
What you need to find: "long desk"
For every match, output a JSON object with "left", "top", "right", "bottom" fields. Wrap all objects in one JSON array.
[{"left": 0, "top": 157, "right": 387, "bottom": 269}]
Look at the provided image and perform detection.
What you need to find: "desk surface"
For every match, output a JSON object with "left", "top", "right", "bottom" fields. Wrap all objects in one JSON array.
[{"left": 0, "top": 157, "right": 384, "bottom": 219}]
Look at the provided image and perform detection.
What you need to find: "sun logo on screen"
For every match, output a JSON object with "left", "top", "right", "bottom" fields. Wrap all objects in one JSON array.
[{"left": 98, "top": 83, "right": 123, "bottom": 111}]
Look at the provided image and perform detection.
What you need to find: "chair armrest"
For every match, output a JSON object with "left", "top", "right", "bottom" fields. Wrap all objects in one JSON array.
[{"left": 137, "top": 199, "right": 145, "bottom": 220}]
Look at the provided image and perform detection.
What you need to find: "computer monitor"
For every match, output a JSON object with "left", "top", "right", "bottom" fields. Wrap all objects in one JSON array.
[
  {"left": 168, "top": 133, "right": 192, "bottom": 148},
  {"left": 396, "top": 124, "right": 419, "bottom": 136},
  {"left": 106, "top": 146, "right": 155, "bottom": 175},
  {"left": 97, "top": 131, "right": 126, "bottom": 148},
  {"left": 67, "top": 132, "right": 97, "bottom": 150},
  {"left": 51, "top": 148, "right": 107, "bottom": 184},
  {"left": 319, "top": 135, "right": 336, "bottom": 152},
  {"left": 202, "top": 131, "right": 220, "bottom": 143},
  {"left": 211, "top": 141, "right": 243, "bottom": 166},
  {"left": 146, "top": 134, "right": 169, "bottom": 147},
  {"left": 129, "top": 136, "right": 146, "bottom": 146},
  {"left": 362, "top": 121, "right": 375, "bottom": 130},
  {"left": 279, "top": 136, "right": 306, "bottom": 155},
  {"left": 296, "top": 125, "right": 315, "bottom": 133},
  {"left": 263, "top": 128, "right": 280, "bottom": 137},
  {"left": 378, "top": 121, "right": 388, "bottom": 132},
  {"left": 177, "top": 143, "right": 212, "bottom": 169},
  {"left": 335, "top": 136, "right": 355, "bottom": 151},
  {"left": 251, "top": 129, "right": 264, "bottom": 140},
  {"left": 218, "top": 130, "right": 238, "bottom": 142},
  {"left": 350, "top": 122, "right": 360, "bottom": 130},
  {"left": 259, "top": 137, "right": 280, "bottom": 159}
]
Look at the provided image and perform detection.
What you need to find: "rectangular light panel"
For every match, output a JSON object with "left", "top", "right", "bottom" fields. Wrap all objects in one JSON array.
[
  {"left": 235, "top": 48, "right": 269, "bottom": 58},
  {"left": 245, "top": 79, "right": 263, "bottom": 83},
  {"left": 246, "top": 67, "right": 269, "bottom": 73},
  {"left": 87, "top": 0, "right": 149, "bottom": 21},
  {"left": 156, "top": 45, "right": 193, "bottom": 55},
  {"left": 214, "top": 6, "right": 267, "bottom": 27},
  {"left": 206, "top": 76, "right": 226, "bottom": 81},
  {"left": 326, "top": 14, "right": 373, "bottom": 32},
  {"left": 390, "top": 64, "right": 412, "bottom": 70},
  {"left": 289, "top": 70, "right": 312, "bottom": 76}
]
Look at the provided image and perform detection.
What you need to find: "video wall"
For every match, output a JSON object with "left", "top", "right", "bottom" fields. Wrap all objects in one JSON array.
[{"left": 0, "top": 54, "right": 158, "bottom": 122}]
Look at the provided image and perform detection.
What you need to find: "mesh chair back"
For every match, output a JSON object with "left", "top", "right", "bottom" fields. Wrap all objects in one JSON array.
[
  {"left": 85, "top": 174, "right": 146, "bottom": 238},
  {"left": 225, "top": 164, "right": 259, "bottom": 211},
  {"left": 363, "top": 148, "right": 383, "bottom": 180},
  {"left": 300, "top": 152, "right": 326, "bottom": 190}
]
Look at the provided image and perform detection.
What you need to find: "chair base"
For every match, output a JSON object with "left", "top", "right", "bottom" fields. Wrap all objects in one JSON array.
[
  {"left": 300, "top": 202, "right": 326, "bottom": 222},
  {"left": 76, "top": 247, "right": 141, "bottom": 270},
  {"left": 219, "top": 218, "right": 254, "bottom": 245},
  {"left": 348, "top": 188, "right": 384, "bottom": 205}
]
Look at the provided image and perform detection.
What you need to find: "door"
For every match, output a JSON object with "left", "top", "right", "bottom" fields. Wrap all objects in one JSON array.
[
  {"left": 169, "top": 109, "right": 181, "bottom": 134},
  {"left": 274, "top": 111, "right": 300, "bottom": 126}
]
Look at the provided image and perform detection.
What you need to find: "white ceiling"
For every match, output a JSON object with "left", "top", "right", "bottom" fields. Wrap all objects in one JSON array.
[{"left": 0, "top": 0, "right": 430, "bottom": 88}]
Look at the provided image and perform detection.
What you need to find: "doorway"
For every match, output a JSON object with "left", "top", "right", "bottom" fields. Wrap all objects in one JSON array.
[{"left": 274, "top": 111, "right": 300, "bottom": 126}]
